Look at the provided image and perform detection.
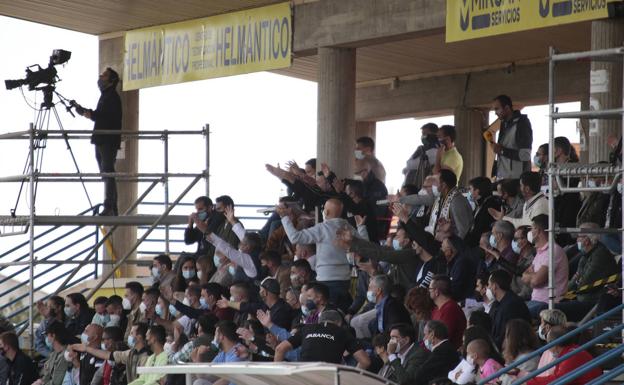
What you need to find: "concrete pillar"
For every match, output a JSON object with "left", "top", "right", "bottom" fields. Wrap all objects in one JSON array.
[
  {"left": 355, "top": 121, "right": 376, "bottom": 143},
  {"left": 317, "top": 47, "right": 356, "bottom": 178},
  {"left": 99, "top": 37, "right": 139, "bottom": 277},
  {"left": 454, "top": 107, "right": 487, "bottom": 185},
  {"left": 588, "top": 19, "right": 624, "bottom": 163}
]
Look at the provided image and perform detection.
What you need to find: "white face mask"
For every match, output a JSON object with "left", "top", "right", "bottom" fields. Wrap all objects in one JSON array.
[
  {"left": 354, "top": 150, "right": 365, "bottom": 160},
  {"left": 182, "top": 298, "right": 191, "bottom": 306},
  {"left": 486, "top": 288, "right": 495, "bottom": 302},
  {"left": 139, "top": 302, "right": 147, "bottom": 314},
  {"left": 527, "top": 230, "right": 535, "bottom": 244},
  {"left": 197, "top": 271, "right": 203, "bottom": 280},
  {"left": 467, "top": 355, "right": 475, "bottom": 366},
  {"left": 538, "top": 325, "right": 548, "bottom": 341},
  {"left": 424, "top": 339, "right": 433, "bottom": 351},
  {"left": 122, "top": 297, "right": 132, "bottom": 311},
  {"left": 352, "top": 174, "right": 364, "bottom": 181},
  {"left": 366, "top": 290, "right": 376, "bottom": 303},
  {"left": 432, "top": 185, "right": 440, "bottom": 197},
  {"left": 151, "top": 267, "right": 161, "bottom": 278},
  {"left": 163, "top": 342, "right": 173, "bottom": 355},
  {"left": 64, "top": 350, "right": 73, "bottom": 362},
  {"left": 108, "top": 314, "right": 120, "bottom": 326}
]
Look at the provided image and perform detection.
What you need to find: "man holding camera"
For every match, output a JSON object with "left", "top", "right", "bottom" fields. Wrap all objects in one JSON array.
[{"left": 75, "top": 68, "right": 122, "bottom": 216}]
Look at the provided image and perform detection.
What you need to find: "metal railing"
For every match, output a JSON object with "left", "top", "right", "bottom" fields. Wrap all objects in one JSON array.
[
  {"left": 587, "top": 362, "right": 624, "bottom": 385},
  {"left": 478, "top": 303, "right": 624, "bottom": 384}
]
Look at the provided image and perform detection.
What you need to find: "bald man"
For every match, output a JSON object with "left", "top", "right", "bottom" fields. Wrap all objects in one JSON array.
[{"left": 277, "top": 198, "right": 368, "bottom": 311}]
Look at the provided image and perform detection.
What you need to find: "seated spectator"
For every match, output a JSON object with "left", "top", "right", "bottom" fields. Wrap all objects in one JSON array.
[
  {"left": 236, "top": 320, "right": 275, "bottom": 361},
  {"left": 450, "top": 326, "right": 501, "bottom": 385},
  {"left": 557, "top": 222, "right": 619, "bottom": 321},
  {"left": 65, "top": 293, "right": 94, "bottom": 337},
  {"left": 576, "top": 174, "right": 610, "bottom": 227},
  {"left": 478, "top": 232, "right": 501, "bottom": 278},
  {"left": 77, "top": 324, "right": 104, "bottom": 385},
  {"left": 467, "top": 339, "right": 503, "bottom": 384},
  {"left": 473, "top": 273, "right": 494, "bottom": 314},
  {"left": 467, "top": 310, "right": 492, "bottom": 334},
  {"left": 72, "top": 323, "right": 150, "bottom": 384},
  {"left": 171, "top": 315, "right": 217, "bottom": 364},
  {"left": 1, "top": 331, "right": 38, "bottom": 385},
  {"left": 300, "top": 282, "right": 331, "bottom": 325},
  {"left": 510, "top": 226, "right": 535, "bottom": 300},
  {"left": 413, "top": 320, "right": 460, "bottom": 385},
  {"left": 527, "top": 326, "right": 602, "bottom": 385},
  {"left": 440, "top": 236, "right": 476, "bottom": 302},
  {"left": 172, "top": 254, "right": 197, "bottom": 293},
  {"left": 123, "top": 281, "right": 145, "bottom": 339},
  {"left": 278, "top": 198, "right": 368, "bottom": 311},
  {"left": 381, "top": 323, "right": 429, "bottom": 385},
  {"left": 355, "top": 136, "right": 386, "bottom": 183},
  {"left": 522, "top": 214, "right": 569, "bottom": 318},
  {"left": 497, "top": 179, "right": 524, "bottom": 219},
  {"left": 465, "top": 176, "right": 502, "bottom": 247},
  {"left": 290, "top": 259, "right": 314, "bottom": 291},
  {"left": 91, "top": 297, "right": 109, "bottom": 327},
  {"left": 552, "top": 137, "right": 581, "bottom": 247},
  {"left": 151, "top": 254, "right": 176, "bottom": 292},
  {"left": 289, "top": 241, "right": 313, "bottom": 267},
  {"left": 140, "top": 288, "right": 160, "bottom": 326},
  {"left": 260, "top": 251, "right": 291, "bottom": 298},
  {"left": 104, "top": 296, "right": 125, "bottom": 330},
  {"left": 35, "top": 296, "right": 65, "bottom": 358},
  {"left": 127, "top": 325, "right": 168, "bottom": 385},
  {"left": 89, "top": 326, "right": 124, "bottom": 385},
  {"left": 404, "top": 287, "right": 434, "bottom": 341},
  {"left": 488, "top": 270, "right": 530, "bottom": 349},
  {"left": 367, "top": 275, "right": 411, "bottom": 335},
  {"left": 488, "top": 220, "right": 519, "bottom": 267},
  {"left": 274, "top": 310, "right": 370, "bottom": 369},
  {"left": 412, "top": 237, "right": 446, "bottom": 289},
  {"left": 373, "top": 332, "right": 393, "bottom": 379},
  {"left": 194, "top": 321, "right": 247, "bottom": 385},
  {"left": 536, "top": 309, "right": 567, "bottom": 377},
  {"left": 429, "top": 275, "right": 467, "bottom": 350},
  {"left": 489, "top": 172, "right": 547, "bottom": 228},
  {"left": 206, "top": 218, "right": 261, "bottom": 283},
  {"left": 499, "top": 319, "right": 540, "bottom": 385},
  {"left": 33, "top": 321, "right": 70, "bottom": 385}
]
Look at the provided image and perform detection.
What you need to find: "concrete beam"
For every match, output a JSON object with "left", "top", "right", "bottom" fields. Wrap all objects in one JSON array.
[
  {"left": 355, "top": 60, "right": 590, "bottom": 121},
  {"left": 293, "top": 0, "right": 445, "bottom": 54}
]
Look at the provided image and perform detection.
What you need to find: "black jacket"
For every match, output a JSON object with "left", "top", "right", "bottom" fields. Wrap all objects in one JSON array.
[
  {"left": 7, "top": 350, "right": 38, "bottom": 385},
  {"left": 65, "top": 307, "right": 95, "bottom": 337},
  {"left": 89, "top": 87, "right": 122, "bottom": 149},
  {"left": 387, "top": 343, "right": 430, "bottom": 385},
  {"left": 465, "top": 194, "right": 502, "bottom": 248},
  {"left": 447, "top": 252, "right": 476, "bottom": 303},
  {"left": 240, "top": 298, "right": 293, "bottom": 330},
  {"left": 412, "top": 340, "right": 460, "bottom": 385},
  {"left": 369, "top": 296, "right": 412, "bottom": 334},
  {"left": 490, "top": 291, "right": 531, "bottom": 349}
]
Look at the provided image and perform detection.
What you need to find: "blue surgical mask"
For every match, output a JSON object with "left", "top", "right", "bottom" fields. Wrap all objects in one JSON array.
[
  {"left": 155, "top": 304, "right": 164, "bottom": 317},
  {"left": 533, "top": 155, "right": 543, "bottom": 169},
  {"left": 168, "top": 304, "right": 177, "bottom": 317},
  {"left": 489, "top": 234, "right": 497, "bottom": 248},
  {"left": 432, "top": 185, "right": 440, "bottom": 197},
  {"left": 200, "top": 297, "right": 209, "bottom": 309},
  {"left": 512, "top": 240, "right": 521, "bottom": 254},
  {"left": 424, "top": 339, "right": 432, "bottom": 351},
  {"left": 213, "top": 255, "right": 221, "bottom": 269},
  {"left": 197, "top": 211, "right": 208, "bottom": 221},
  {"left": 64, "top": 306, "right": 75, "bottom": 317},
  {"left": 366, "top": 290, "right": 376, "bottom": 303},
  {"left": 127, "top": 336, "right": 136, "bottom": 349},
  {"left": 392, "top": 239, "right": 401, "bottom": 251},
  {"left": 80, "top": 333, "right": 89, "bottom": 345},
  {"left": 301, "top": 305, "right": 310, "bottom": 316},
  {"left": 228, "top": 265, "right": 237, "bottom": 276},
  {"left": 182, "top": 269, "right": 195, "bottom": 280},
  {"left": 577, "top": 241, "right": 584, "bottom": 252},
  {"left": 45, "top": 336, "right": 53, "bottom": 349}
]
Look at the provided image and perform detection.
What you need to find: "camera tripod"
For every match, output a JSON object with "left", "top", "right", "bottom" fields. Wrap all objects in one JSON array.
[{"left": 11, "top": 85, "right": 94, "bottom": 217}]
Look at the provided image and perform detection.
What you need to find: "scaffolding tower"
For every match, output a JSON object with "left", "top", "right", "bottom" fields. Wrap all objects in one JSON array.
[
  {"left": 0, "top": 125, "right": 210, "bottom": 347},
  {"left": 547, "top": 46, "right": 624, "bottom": 329}
]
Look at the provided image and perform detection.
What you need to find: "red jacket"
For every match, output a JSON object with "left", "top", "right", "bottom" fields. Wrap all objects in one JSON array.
[
  {"left": 431, "top": 299, "right": 466, "bottom": 349},
  {"left": 527, "top": 345, "right": 602, "bottom": 385}
]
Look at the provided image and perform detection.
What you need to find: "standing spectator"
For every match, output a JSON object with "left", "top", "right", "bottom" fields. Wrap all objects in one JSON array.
[
  {"left": 352, "top": 158, "right": 390, "bottom": 241},
  {"left": 151, "top": 254, "right": 175, "bottom": 291},
  {"left": 522, "top": 215, "right": 569, "bottom": 318},
  {"left": 434, "top": 125, "right": 463, "bottom": 180},
  {"left": 35, "top": 297, "right": 65, "bottom": 358},
  {"left": 355, "top": 136, "right": 386, "bottom": 183},
  {"left": 491, "top": 95, "right": 533, "bottom": 180},
  {"left": 429, "top": 275, "right": 467, "bottom": 350},
  {"left": 487, "top": 270, "right": 531, "bottom": 349},
  {"left": 184, "top": 196, "right": 221, "bottom": 260},
  {"left": 278, "top": 198, "right": 367, "bottom": 311},
  {"left": 427, "top": 169, "right": 473, "bottom": 239},
  {"left": 403, "top": 122, "right": 439, "bottom": 188}
]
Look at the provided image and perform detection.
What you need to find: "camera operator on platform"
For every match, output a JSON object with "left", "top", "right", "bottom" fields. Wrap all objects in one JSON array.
[{"left": 74, "top": 68, "right": 122, "bottom": 216}]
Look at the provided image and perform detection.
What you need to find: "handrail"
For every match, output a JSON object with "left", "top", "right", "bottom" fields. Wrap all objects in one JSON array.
[
  {"left": 479, "top": 302, "right": 624, "bottom": 384},
  {"left": 550, "top": 344, "right": 624, "bottom": 385},
  {"left": 586, "top": 362, "right": 624, "bottom": 385},
  {"left": 507, "top": 325, "right": 624, "bottom": 385}
]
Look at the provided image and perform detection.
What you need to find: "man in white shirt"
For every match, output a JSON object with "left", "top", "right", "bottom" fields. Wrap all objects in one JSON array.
[{"left": 489, "top": 171, "right": 547, "bottom": 228}]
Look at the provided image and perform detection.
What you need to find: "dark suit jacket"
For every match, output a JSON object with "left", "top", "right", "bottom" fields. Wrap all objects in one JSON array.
[
  {"left": 370, "top": 296, "right": 412, "bottom": 334},
  {"left": 490, "top": 291, "right": 531, "bottom": 349},
  {"left": 387, "top": 343, "right": 430, "bottom": 385},
  {"left": 412, "top": 340, "right": 460, "bottom": 385},
  {"left": 465, "top": 194, "right": 502, "bottom": 248}
]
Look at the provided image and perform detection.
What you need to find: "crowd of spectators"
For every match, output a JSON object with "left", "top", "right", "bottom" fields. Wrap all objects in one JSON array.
[{"left": 10, "top": 94, "right": 622, "bottom": 385}]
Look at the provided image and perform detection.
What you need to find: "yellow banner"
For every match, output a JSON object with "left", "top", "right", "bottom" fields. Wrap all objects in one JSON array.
[
  {"left": 446, "top": 0, "right": 616, "bottom": 42},
  {"left": 123, "top": 2, "right": 292, "bottom": 90}
]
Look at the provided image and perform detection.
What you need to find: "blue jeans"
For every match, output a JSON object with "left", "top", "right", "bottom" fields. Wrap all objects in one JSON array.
[{"left": 526, "top": 300, "right": 548, "bottom": 319}]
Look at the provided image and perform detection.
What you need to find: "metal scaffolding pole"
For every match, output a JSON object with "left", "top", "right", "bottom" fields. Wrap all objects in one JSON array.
[
  {"left": 163, "top": 131, "right": 170, "bottom": 254},
  {"left": 85, "top": 174, "right": 202, "bottom": 300},
  {"left": 204, "top": 124, "right": 210, "bottom": 197},
  {"left": 28, "top": 124, "right": 35, "bottom": 351},
  {"left": 548, "top": 46, "right": 556, "bottom": 310}
]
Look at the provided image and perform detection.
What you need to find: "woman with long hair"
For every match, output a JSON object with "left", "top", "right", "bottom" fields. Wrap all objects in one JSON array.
[{"left": 500, "top": 319, "right": 541, "bottom": 385}]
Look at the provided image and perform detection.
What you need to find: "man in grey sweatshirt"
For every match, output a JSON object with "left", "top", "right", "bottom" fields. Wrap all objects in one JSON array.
[{"left": 278, "top": 198, "right": 368, "bottom": 312}]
